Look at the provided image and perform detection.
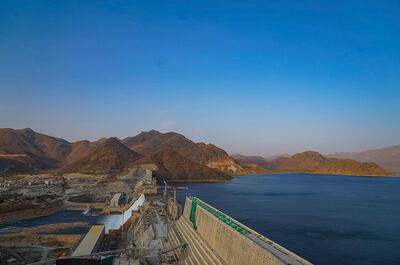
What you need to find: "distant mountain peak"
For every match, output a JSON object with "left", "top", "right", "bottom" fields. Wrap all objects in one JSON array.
[
  {"left": 267, "top": 151, "right": 391, "bottom": 176},
  {"left": 102, "top": 137, "right": 122, "bottom": 145},
  {"left": 122, "top": 130, "right": 243, "bottom": 175},
  {"left": 95, "top": 137, "right": 141, "bottom": 156},
  {"left": 292, "top": 151, "right": 325, "bottom": 160},
  {"left": 134, "top": 149, "right": 231, "bottom": 182},
  {"left": 1, "top": 127, "right": 394, "bottom": 179},
  {"left": 145, "top": 129, "right": 161, "bottom": 135},
  {"left": 19, "top": 128, "right": 35, "bottom": 133},
  {"left": 63, "top": 137, "right": 143, "bottom": 175},
  {"left": 327, "top": 145, "right": 400, "bottom": 172}
]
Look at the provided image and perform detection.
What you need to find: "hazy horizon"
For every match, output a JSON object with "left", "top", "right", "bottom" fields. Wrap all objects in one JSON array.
[
  {"left": 1, "top": 1, "right": 399, "bottom": 157},
  {"left": 3, "top": 126, "right": 399, "bottom": 159}
]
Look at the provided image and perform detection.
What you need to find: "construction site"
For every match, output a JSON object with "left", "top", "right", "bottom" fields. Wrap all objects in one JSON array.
[{"left": 1, "top": 169, "right": 312, "bottom": 265}]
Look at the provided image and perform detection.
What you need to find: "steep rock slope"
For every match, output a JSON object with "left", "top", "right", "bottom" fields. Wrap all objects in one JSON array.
[
  {"left": 231, "top": 154, "right": 270, "bottom": 169},
  {"left": 63, "top": 138, "right": 143, "bottom": 174},
  {"left": 0, "top": 155, "right": 38, "bottom": 175},
  {"left": 267, "top": 151, "right": 392, "bottom": 176},
  {"left": 123, "top": 130, "right": 243, "bottom": 174},
  {"left": 134, "top": 149, "right": 231, "bottom": 182},
  {"left": 63, "top": 139, "right": 108, "bottom": 165},
  {"left": 0, "top": 128, "right": 71, "bottom": 170},
  {"left": 328, "top": 145, "right": 400, "bottom": 172}
]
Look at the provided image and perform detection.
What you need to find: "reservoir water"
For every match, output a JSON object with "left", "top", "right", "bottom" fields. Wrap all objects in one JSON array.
[
  {"left": 177, "top": 173, "right": 400, "bottom": 265},
  {"left": 0, "top": 194, "right": 146, "bottom": 234},
  {"left": 0, "top": 210, "right": 121, "bottom": 235}
]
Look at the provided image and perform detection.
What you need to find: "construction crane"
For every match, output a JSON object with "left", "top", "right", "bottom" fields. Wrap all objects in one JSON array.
[{"left": 157, "top": 180, "right": 188, "bottom": 202}]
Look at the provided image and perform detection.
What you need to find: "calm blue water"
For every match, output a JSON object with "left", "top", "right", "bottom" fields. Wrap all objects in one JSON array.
[
  {"left": 176, "top": 173, "right": 400, "bottom": 265},
  {"left": 0, "top": 210, "right": 120, "bottom": 234}
]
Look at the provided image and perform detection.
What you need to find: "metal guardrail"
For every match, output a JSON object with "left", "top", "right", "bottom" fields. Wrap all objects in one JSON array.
[
  {"left": 189, "top": 197, "right": 250, "bottom": 235},
  {"left": 187, "top": 197, "right": 313, "bottom": 265}
]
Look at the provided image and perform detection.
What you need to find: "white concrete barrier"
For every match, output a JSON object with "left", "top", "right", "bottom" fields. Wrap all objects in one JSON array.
[{"left": 102, "top": 194, "right": 145, "bottom": 233}]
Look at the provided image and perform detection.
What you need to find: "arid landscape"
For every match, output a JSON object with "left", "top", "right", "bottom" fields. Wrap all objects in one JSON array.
[
  {"left": 1, "top": 127, "right": 395, "bottom": 260},
  {"left": 1, "top": 1, "right": 399, "bottom": 263},
  {"left": 0, "top": 128, "right": 395, "bottom": 181}
]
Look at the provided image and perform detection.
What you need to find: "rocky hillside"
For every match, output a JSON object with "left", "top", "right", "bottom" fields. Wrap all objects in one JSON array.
[
  {"left": 123, "top": 130, "right": 243, "bottom": 175},
  {"left": 266, "top": 151, "right": 392, "bottom": 176},
  {"left": 0, "top": 128, "right": 240, "bottom": 181},
  {"left": 328, "top": 145, "right": 400, "bottom": 172},
  {"left": 0, "top": 155, "right": 38, "bottom": 175},
  {"left": 231, "top": 154, "right": 270, "bottom": 169},
  {"left": 134, "top": 149, "right": 231, "bottom": 182},
  {"left": 0, "top": 128, "right": 71, "bottom": 173},
  {"left": 62, "top": 138, "right": 143, "bottom": 175},
  {"left": 63, "top": 139, "right": 107, "bottom": 165},
  {"left": 0, "top": 128, "right": 71, "bottom": 161},
  {"left": 0, "top": 128, "right": 394, "bottom": 179}
]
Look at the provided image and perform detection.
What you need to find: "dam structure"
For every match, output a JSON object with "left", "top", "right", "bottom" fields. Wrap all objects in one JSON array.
[
  {"left": 62, "top": 195, "right": 311, "bottom": 265},
  {"left": 167, "top": 197, "right": 311, "bottom": 265},
  {"left": 25, "top": 172, "right": 312, "bottom": 265}
]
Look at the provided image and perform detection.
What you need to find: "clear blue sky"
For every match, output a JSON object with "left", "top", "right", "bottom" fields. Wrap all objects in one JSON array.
[{"left": 1, "top": 0, "right": 399, "bottom": 156}]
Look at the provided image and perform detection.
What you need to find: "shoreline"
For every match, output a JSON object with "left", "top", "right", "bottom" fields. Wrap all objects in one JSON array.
[
  {"left": 0, "top": 203, "right": 63, "bottom": 226},
  {"left": 169, "top": 179, "right": 230, "bottom": 184},
  {"left": 1, "top": 172, "right": 398, "bottom": 226},
  {"left": 232, "top": 171, "right": 399, "bottom": 178}
]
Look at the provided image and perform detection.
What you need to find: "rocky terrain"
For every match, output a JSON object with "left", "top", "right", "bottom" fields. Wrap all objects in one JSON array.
[
  {"left": 0, "top": 128, "right": 240, "bottom": 181},
  {"left": 0, "top": 129, "right": 69, "bottom": 177},
  {"left": 0, "top": 154, "right": 38, "bottom": 175},
  {"left": 235, "top": 151, "right": 393, "bottom": 176},
  {"left": 122, "top": 130, "right": 243, "bottom": 174},
  {"left": 0, "top": 128, "right": 395, "bottom": 180},
  {"left": 231, "top": 154, "right": 270, "bottom": 169},
  {"left": 61, "top": 137, "right": 143, "bottom": 175},
  {"left": 328, "top": 145, "right": 400, "bottom": 173},
  {"left": 134, "top": 149, "right": 231, "bottom": 182}
]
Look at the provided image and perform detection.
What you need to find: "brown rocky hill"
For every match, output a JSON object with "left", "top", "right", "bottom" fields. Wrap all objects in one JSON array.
[
  {"left": 63, "top": 139, "right": 108, "bottom": 165},
  {"left": 0, "top": 128, "right": 71, "bottom": 172},
  {"left": 231, "top": 154, "right": 270, "bottom": 169},
  {"left": 328, "top": 145, "right": 400, "bottom": 173},
  {"left": 135, "top": 149, "right": 231, "bottom": 182},
  {"left": 0, "top": 155, "right": 38, "bottom": 175},
  {"left": 266, "top": 151, "right": 392, "bottom": 176},
  {"left": 0, "top": 128, "right": 71, "bottom": 161},
  {"left": 1, "top": 128, "right": 393, "bottom": 178},
  {"left": 62, "top": 137, "right": 143, "bottom": 175},
  {"left": 0, "top": 128, "right": 239, "bottom": 179},
  {"left": 123, "top": 130, "right": 243, "bottom": 175}
]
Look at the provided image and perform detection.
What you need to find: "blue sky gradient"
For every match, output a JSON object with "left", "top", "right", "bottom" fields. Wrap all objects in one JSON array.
[{"left": 0, "top": 0, "right": 399, "bottom": 156}]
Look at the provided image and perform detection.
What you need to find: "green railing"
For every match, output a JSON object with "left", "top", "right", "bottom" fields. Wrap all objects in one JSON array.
[{"left": 188, "top": 197, "right": 250, "bottom": 235}]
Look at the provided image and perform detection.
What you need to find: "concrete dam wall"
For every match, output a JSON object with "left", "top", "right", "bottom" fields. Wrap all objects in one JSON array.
[{"left": 171, "top": 197, "right": 311, "bottom": 265}]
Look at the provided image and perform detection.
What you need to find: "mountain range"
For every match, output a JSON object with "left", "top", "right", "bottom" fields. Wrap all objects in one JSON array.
[
  {"left": 0, "top": 128, "right": 235, "bottom": 181},
  {"left": 233, "top": 152, "right": 392, "bottom": 176},
  {"left": 0, "top": 128, "right": 395, "bottom": 180},
  {"left": 327, "top": 145, "right": 400, "bottom": 173}
]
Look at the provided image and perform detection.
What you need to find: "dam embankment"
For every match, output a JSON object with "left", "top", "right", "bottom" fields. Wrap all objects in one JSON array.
[{"left": 172, "top": 196, "right": 311, "bottom": 265}]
